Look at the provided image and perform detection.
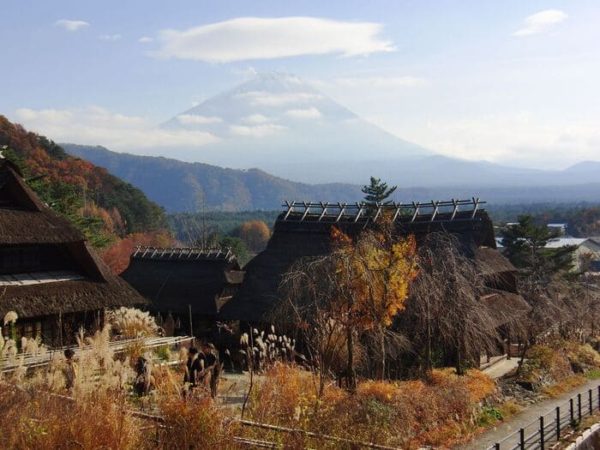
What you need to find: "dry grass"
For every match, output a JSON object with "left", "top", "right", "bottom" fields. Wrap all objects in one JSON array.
[
  {"left": 158, "top": 395, "right": 240, "bottom": 449},
  {"left": 519, "top": 341, "right": 600, "bottom": 396},
  {"left": 0, "top": 386, "right": 142, "bottom": 449},
  {"left": 542, "top": 374, "right": 587, "bottom": 397},
  {"left": 243, "top": 363, "right": 497, "bottom": 449}
]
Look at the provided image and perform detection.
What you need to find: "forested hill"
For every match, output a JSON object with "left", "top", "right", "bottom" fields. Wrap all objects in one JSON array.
[
  {"left": 63, "top": 144, "right": 362, "bottom": 212},
  {"left": 0, "top": 116, "right": 167, "bottom": 247}
]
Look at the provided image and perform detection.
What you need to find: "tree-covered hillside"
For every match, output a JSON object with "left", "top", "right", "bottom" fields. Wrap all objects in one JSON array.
[
  {"left": 0, "top": 116, "right": 167, "bottom": 247},
  {"left": 63, "top": 144, "right": 362, "bottom": 212}
]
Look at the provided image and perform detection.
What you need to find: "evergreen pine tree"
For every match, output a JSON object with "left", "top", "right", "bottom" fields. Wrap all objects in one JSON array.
[{"left": 361, "top": 177, "right": 397, "bottom": 205}]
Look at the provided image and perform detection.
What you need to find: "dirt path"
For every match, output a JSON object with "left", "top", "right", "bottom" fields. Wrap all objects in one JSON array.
[{"left": 458, "top": 380, "right": 600, "bottom": 450}]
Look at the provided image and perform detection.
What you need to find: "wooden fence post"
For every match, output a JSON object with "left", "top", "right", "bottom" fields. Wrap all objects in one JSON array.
[
  {"left": 589, "top": 389, "right": 593, "bottom": 416},
  {"left": 578, "top": 393, "right": 582, "bottom": 423}
]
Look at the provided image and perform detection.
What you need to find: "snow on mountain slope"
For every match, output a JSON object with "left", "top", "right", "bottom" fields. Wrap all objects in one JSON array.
[{"left": 161, "top": 72, "right": 432, "bottom": 181}]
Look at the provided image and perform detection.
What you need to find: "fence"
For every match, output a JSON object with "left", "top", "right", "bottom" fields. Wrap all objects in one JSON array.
[
  {"left": 488, "top": 384, "right": 600, "bottom": 450},
  {"left": 280, "top": 198, "right": 485, "bottom": 224}
]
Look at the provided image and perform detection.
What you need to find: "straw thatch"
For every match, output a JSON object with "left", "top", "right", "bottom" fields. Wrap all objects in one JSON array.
[
  {"left": 480, "top": 289, "right": 531, "bottom": 328},
  {"left": 220, "top": 206, "right": 508, "bottom": 322},
  {"left": 121, "top": 247, "right": 244, "bottom": 316},
  {"left": 0, "top": 160, "right": 146, "bottom": 320}
]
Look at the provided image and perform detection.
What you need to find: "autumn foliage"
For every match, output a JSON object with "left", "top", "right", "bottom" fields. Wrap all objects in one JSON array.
[
  {"left": 331, "top": 225, "right": 418, "bottom": 329},
  {"left": 234, "top": 220, "right": 271, "bottom": 252},
  {"left": 100, "top": 231, "right": 177, "bottom": 274},
  {"left": 245, "top": 363, "right": 497, "bottom": 449},
  {"left": 0, "top": 116, "right": 167, "bottom": 247}
]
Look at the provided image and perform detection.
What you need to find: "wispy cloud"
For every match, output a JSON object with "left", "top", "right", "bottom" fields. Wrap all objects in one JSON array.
[
  {"left": 153, "top": 17, "right": 394, "bottom": 63},
  {"left": 285, "top": 107, "right": 322, "bottom": 119},
  {"left": 138, "top": 36, "right": 154, "bottom": 43},
  {"left": 513, "top": 9, "right": 568, "bottom": 37},
  {"left": 177, "top": 114, "right": 222, "bottom": 125},
  {"left": 99, "top": 34, "right": 122, "bottom": 41},
  {"left": 14, "top": 106, "right": 219, "bottom": 150},
  {"left": 229, "top": 123, "right": 286, "bottom": 138},
  {"left": 54, "top": 19, "right": 89, "bottom": 32},
  {"left": 335, "top": 76, "right": 427, "bottom": 88}
]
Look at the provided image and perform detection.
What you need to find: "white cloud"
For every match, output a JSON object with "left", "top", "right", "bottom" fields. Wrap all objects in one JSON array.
[
  {"left": 513, "top": 9, "right": 568, "bottom": 37},
  {"left": 383, "top": 113, "right": 600, "bottom": 168},
  {"left": 335, "top": 76, "right": 427, "bottom": 88},
  {"left": 236, "top": 90, "right": 322, "bottom": 106},
  {"left": 177, "top": 114, "right": 223, "bottom": 125},
  {"left": 229, "top": 123, "right": 286, "bottom": 138},
  {"left": 153, "top": 17, "right": 394, "bottom": 62},
  {"left": 54, "top": 19, "right": 89, "bottom": 32},
  {"left": 138, "top": 36, "right": 154, "bottom": 43},
  {"left": 99, "top": 34, "right": 122, "bottom": 41},
  {"left": 285, "top": 107, "right": 322, "bottom": 119},
  {"left": 242, "top": 114, "right": 271, "bottom": 124},
  {"left": 14, "top": 106, "right": 219, "bottom": 150}
]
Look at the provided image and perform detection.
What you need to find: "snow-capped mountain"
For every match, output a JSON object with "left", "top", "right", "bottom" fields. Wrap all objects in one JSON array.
[
  {"left": 161, "top": 72, "right": 432, "bottom": 183},
  {"left": 158, "top": 73, "right": 599, "bottom": 187}
]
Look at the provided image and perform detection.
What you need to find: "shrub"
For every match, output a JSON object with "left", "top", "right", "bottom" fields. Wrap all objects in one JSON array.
[
  {"left": 244, "top": 364, "right": 496, "bottom": 448},
  {"left": 158, "top": 394, "right": 240, "bottom": 449},
  {"left": 0, "top": 386, "right": 142, "bottom": 449},
  {"left": 107, "top": 307, "right": 159, "bottom": 339}
]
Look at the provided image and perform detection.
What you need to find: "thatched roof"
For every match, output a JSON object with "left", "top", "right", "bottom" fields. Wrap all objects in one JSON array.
[
  {"left": 481, "top": 289, "right": 531, "bottom": 328},
  {"left": 220, "top": 199, "right": 505, "bottom": 322},
  {"left": 0, "top": 162, "right": 83, "bottom": 245},
  {"left": 474, "top": 247, "right": 517, "bottom": 276},
  {"left": 121, "top": 247, "right": 243, "bottom": 316},
  {"left": 0, "top": 276, "right": 143, "bottom": 318},
  {"left": 0, "top": 161, "right": 146, "bottom": 318}
]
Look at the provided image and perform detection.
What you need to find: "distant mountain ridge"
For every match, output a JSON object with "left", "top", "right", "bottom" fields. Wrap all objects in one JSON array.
[
  {"left": 64, "top": 144, "right": 600, "bottom": 213},
  {"left": 63, "top": 144, "right": 362, "bottom": 212}
]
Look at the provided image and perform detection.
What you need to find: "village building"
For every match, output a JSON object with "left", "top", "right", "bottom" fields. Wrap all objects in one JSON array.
[
  {"left": 219, "top": 199, "right": 530, "bottom": 344},
  {"left": 0, "top": 160, "right": 144, "bottom": 346},
  {"left": 121, "top": 246, "right": 244, "bottom": 337},
  {"left": 544, "top": 237, "right": 600, "bottom": 274}
]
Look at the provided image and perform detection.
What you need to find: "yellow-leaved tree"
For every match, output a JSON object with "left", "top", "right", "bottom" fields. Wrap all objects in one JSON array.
[{"left": 331, "top": 219, "right": 418, "bottom": 381}]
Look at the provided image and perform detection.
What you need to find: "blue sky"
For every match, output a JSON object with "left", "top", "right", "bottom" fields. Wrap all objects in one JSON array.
[{"left": 1, "top": 0, "right": 599, "bottom": 168}]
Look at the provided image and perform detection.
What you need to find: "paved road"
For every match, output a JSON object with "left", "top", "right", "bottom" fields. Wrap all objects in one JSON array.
[
  {"left": 483, "top": 358, "right": 521, "bottom": 380},
  {"left": 459, "top": 380, "right": 600, "bottom": 450}
]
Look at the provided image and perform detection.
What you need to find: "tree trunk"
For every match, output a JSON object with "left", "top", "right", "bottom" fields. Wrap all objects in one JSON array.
[
  {"left": 380, "top": 326, "right": 386, "bottom": 380},
  {"left": 346, "top": 325, "right": 356, "bottom": 393},
  {"left": 425, "top": 301, "right": 432, "bottom": 378}
]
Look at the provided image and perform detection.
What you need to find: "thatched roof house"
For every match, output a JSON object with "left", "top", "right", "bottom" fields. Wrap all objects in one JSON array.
[
  {"left": 0, "top": 160, "right": 144, "bottom": 344},
  {"left": 220, "top": 200, "right": 528, "bottom": 325},
  {"left": 121, "top": 247, "right": 244, "bottom": 335}
]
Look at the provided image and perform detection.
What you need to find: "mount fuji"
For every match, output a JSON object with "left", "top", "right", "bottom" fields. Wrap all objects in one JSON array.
[{"left": 161, "top": 72, "right": 435, "bottom": 183}]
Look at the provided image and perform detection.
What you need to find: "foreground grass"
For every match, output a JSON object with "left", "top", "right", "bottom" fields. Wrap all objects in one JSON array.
[{"left": 243, "top": 364, "right": 497, "bottom": 449}]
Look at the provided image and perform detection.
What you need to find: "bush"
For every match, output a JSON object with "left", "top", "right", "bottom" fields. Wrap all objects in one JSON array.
[
  {"left": 158, "top": 395, "right": 240, "bottom": 449},
  {"left": 244, "top": 364, "right": 496, "bottom": 448},
  {"left": 0, "top": 386, "right": 142, "bottom": 449}
]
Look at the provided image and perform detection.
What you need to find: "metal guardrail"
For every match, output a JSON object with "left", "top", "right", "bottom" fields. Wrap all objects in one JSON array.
[
  {"left": 488, "top": 384, "right": 600, "bottom": 450},
  {"left": 280, "top": 198, "right": 485, "bottom": 224}
]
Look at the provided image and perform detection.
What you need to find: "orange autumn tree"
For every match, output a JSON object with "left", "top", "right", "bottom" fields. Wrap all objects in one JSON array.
[
  {"left": 331, "top": 220, "right": 418, "bottom": 381},
  {"left": 331, "top": 219, "right": 417, "bottom": 378}
]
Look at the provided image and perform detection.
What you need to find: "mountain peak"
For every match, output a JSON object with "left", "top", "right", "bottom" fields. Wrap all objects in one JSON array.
[{"left": 159, "top": 72, "right": 432, "bottom": 181}]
